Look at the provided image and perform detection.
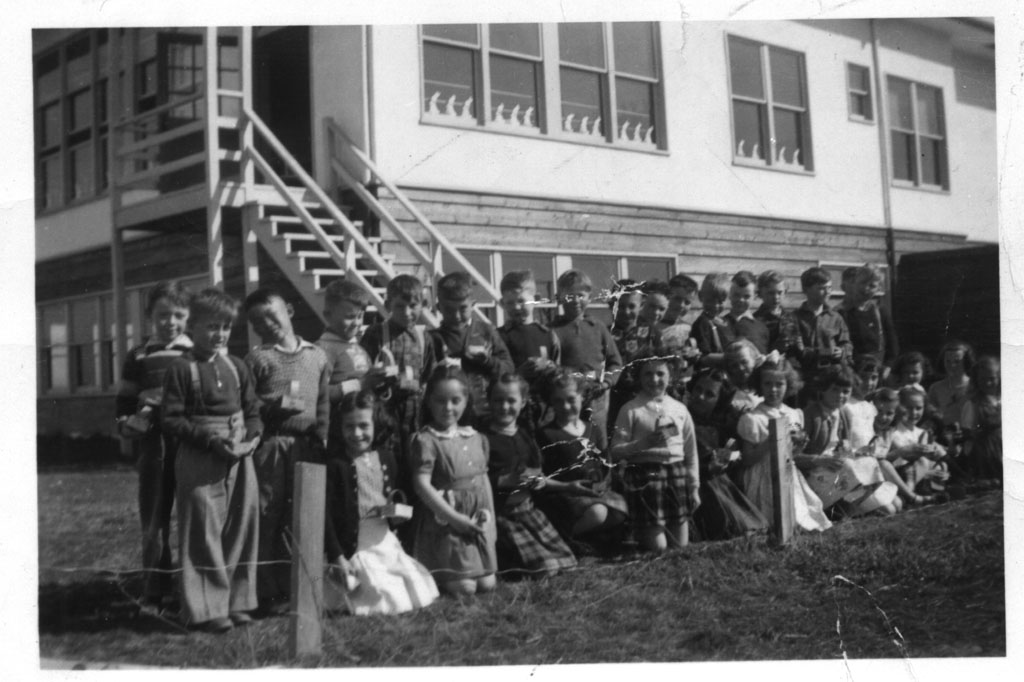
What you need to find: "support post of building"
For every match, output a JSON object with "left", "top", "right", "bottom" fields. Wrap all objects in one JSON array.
[
  {"left": 870, "top": 19, "right": 897, "bottom": 288},
  {"left": 241, "top": 203, "right": 261, "bottom": 349},
  {"left": 289, "top": 462, "right": 326, "bottom": 659},
  {"left": 769, "top": 417, "right": 795, "bottom": 546},
  {"left": 204, "top": 26, "right": 224, "bottom": 286},
  {"left": 108, "top": 28, "right": 128, "bottom": 377},
  {"left": 240, "top": 26, "right": 255, "bottom": 196}
]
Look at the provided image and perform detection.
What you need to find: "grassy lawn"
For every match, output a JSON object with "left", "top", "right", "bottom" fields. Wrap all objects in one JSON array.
[{"left": 38, "top": 467, "right": 1005, "bottom": 668}]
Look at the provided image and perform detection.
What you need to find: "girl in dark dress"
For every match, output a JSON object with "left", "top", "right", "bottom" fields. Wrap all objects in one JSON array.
[
  {"left": 686, "top": 368, "right": 768, "bottom": 541},
  {"left": 482, "top": 374, "right": 577, "bottom": 578}
]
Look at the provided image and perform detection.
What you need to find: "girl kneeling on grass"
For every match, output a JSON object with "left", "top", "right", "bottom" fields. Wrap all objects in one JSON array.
[
  {"left": 534, "top": 369, "right": 629, "bottom": 551},
  {"left": 483, "top": 373, "right": 577, "bottom": 578},
  {"left": 410, "top": 366, "right": 498, "bottom": 596},
  {"left": 160, "top": 288, "right": 262, "bottom": 633},
  {"left": 610, "top": 354, "right": 700, "bottom": 552},
  {"left": 736, "top": 354, "right": 832, "bottom": 532},
  {"left": 323, "top": 391, "right": 438, "bottom": 615}
]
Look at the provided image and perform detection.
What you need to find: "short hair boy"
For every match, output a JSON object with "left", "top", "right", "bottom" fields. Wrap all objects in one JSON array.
[
  {"left": 788, "top": 267, "right": 853, "bottom": 405},
  {"left": 550, "top": 268, "right": 623, "bottom": 433},
  {"left": 687, "top": 273, "right": 734, "bottom": 365},
  {"left": 243, "top": 287, "right": 330, "bottom": 614},
  {"left": 498, "top": 269, "right": 561, "bottom": 371},
  {"left": 161, "top": 287, "right": 261, "bottom": 631},
  {"left": 428, "top": 271, "right": 514, "bottom": 424},
  {"left": 837, "top": 263, "right": 900, "bottom": 367},
  {"left": 316, "top": 279, "right": 372, "bottom": 404},
  {"left": 116, "top": 280, "right": 194, "bottom": 609},
  {"left": 658, "top": 273, "right": 699, "bottom": 355},
  {"left": 723, "top": 270, "right": 770, "bottom": 353},
  {"left": 753, "top": 270, "right": 788, "bottom": 350}
]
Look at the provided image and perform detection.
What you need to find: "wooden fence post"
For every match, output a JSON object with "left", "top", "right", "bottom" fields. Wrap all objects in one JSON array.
[
  {"left": 289, "top": 462, "right": 326, "bottom": 658},
  {"left": 769, "top": 417, "right": 795, "bottom": 546}
]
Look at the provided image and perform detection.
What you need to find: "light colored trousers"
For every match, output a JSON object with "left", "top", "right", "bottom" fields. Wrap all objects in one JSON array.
[{"left": 175, "top": 413, "right": 259, "bottom": 624}]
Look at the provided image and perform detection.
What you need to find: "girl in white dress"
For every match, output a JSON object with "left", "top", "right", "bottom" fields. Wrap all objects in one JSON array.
[
  {"left": 324, "top": 391, "right": 438, "bottom": 615},
  {"left": 736, "top": 354, "right": 832, "bottom": 532}
]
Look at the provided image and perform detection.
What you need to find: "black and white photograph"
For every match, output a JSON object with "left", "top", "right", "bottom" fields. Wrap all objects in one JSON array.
[{"left": 3, "top": 0, "right": 1021, "bottom": 677}]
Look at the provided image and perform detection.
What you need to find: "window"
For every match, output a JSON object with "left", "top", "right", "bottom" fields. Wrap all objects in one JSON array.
[
  {"left": 34, "top": 29, "right": 110, "bottom": 211},
  {"left": 727, "top": 35, "right": 813, "bottom": 171},
  {"left": 422, "top": 24, "right": 542, "bottom": 128},
  {"left": 847, "top": 63, "right": 873, "bottom": 121},
  {"left": 420, "top": 22, "right": 664, "bottom": 150},
  {"left": 887, "top": 76, "right": 948, "bottom": 189},
  {"left": 443, "top": 248, "right": 674, "bottom": 326}
]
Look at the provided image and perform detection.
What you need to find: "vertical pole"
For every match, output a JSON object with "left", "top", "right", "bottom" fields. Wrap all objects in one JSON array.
[
  {"left": 241, "top": 26, "right": 254, "bottom": 195},
  {"left": 108, "top": 28, "right": 128, "bottom": 381},
  {"left": 870, "top": 19, "right": 897, "bottom": 287},
  {"left": 769, "top": 417, "right": 795, "bottom": 546},
  {"left": 241, "top": 203, "right": 261, "bottom": 349},
  {"left": 204, "top": 27, "right": 224, "bottom": 286},
  {"left": 289, "top": 462, "right": 326, "bottom": 659}
]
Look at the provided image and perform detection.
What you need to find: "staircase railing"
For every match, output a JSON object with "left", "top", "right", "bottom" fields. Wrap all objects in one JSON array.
[
  {"left": 325, "top": 118, "right": 501, "bottom": 324},
  {"left": 245, "top": 107, "right": 446, "bottom": 328}
]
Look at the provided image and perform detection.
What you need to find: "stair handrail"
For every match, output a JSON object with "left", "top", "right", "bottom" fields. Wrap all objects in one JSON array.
[
  {"left": 246, "top": 145, "right": 385, "bottom": 310},
  {"left": 245, "top": 106, "right": 441, "bottom": 326},
  {"left": 325, "top": 118, "right": 503, "bottom": 310}
]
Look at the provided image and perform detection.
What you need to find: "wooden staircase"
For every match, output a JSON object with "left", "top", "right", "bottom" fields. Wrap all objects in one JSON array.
[{"left": 246, "top": 185, "right": 393, "bottom": 316}]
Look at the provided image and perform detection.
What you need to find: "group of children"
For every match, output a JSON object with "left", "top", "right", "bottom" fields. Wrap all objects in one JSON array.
[{"left": 114, "top": 261, "right": 1002, "bottom": 632}]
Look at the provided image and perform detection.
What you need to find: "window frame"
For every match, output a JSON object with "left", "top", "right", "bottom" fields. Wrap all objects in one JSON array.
[
  {"left": 886, "top": 75, "right": 949, "bottom": 191},
  {"left": 35, "top": 29, "right": 112, "bottom": 213},
  {"left": 448, "top": 244, "right": 675, "bottom": 326},
  {"left": 418, "top": 22, "right": 667, "bottom": 152},
  {"left": 846, "top": 62, "right": 874, "bottom": 123},
  {"left": 726, "top": 34, "right": 814, "bottom": 173}
]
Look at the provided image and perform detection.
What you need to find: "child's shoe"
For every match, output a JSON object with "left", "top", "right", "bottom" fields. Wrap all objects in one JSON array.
[
  {"left": 229, "top": 611, "right": 253, "bottom": 627},
  {"left": 200, "top": 617, "right": 234, "bottom": 633}
]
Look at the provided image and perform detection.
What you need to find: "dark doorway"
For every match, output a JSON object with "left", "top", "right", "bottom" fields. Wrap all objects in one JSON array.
[{"left": 253, "top": 26, "right": 313, "bottom": 180}]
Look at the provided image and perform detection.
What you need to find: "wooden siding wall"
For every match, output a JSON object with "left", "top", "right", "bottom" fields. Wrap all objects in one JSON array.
[{"left": 377, "top": 187, "right": 968, "bottom": 306}]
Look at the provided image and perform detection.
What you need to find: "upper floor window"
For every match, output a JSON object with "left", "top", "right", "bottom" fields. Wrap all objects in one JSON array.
[
  {"left": 727, "top": 35, "right": 813, "bottom": 172},
  {"left": 847, "top": 63, "right": 873, "bottom": 122},
  {"left": 887, "top": 76, "right": 948, "bottom": 190},
  {"left": 420, "top": 22, "right": 664, "bottom": 150},
  {"left": 35, "top": 29, "right": 110, "bottom": 212}
]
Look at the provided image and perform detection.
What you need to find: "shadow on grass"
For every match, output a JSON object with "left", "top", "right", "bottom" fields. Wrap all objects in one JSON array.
[{"left": 39, "top": 576, "right": 185, "bottom": 637}]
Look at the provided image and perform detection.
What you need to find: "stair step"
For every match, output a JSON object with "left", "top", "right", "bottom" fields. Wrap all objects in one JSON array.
[
  {"left": 288, "top": 248, "right": 394, "bottom": 262},
  {"left": 311, "top": 269, "right": 383, "bottom": 290}
]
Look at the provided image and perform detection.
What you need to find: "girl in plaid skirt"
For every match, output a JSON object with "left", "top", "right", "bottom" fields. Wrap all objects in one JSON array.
[
  {"left": 483, "top": 374, "right": 577, "bottom": 578},
  {"left": 611, "top": 354, "right": 700, "bottom": 552}
]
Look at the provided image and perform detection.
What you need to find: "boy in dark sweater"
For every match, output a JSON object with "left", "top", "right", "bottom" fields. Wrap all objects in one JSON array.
[
  {"left": 723, "top": 270, "right": 771, "bottom": 353},
  {"left": 428, "top": 271, "right": 514, "bottom": 425},
  {"left": 550, "top": 269, "right": 622, "bottom": 434},
  {"left": 244, "top": 288, "right": 330, "bottom": 614}
]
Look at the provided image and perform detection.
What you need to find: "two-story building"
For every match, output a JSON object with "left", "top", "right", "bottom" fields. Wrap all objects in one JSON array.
[{"left": 34, "top": 18, "right": 996, "bottom": 445}]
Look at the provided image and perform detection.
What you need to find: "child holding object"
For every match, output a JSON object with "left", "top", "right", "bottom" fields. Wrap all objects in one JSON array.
[
  {"left": 888, "top": 386, "right": 950, "bottom": 498},
  {"left": 799, "top": 366, "right": 899, "bottom": 516},
  {"left": 736, "top": 354, "right": 832, "bottom": 532},
  {"left": 316, "top": 279, "right": 374, "bottom": 405},
  {"left": 323, "top": 391, "right": 438, "bottom": 615},
  {"left": 535, "top": 369, "right": 629, "bottom": 548},
  {"left": 116, "top": 280, "right": 194, "bottom": 610},
  {"left": 483, "top": 374, "right": 578, "bottom": 577},
  {"left": 686, "top": 368, "right": 768, "bottom": 541},
  {"left": 161, "top": 288, "right": 262, "bottom": 633},
  {"left": 429, "top": 271, "right": 514, "bottom": 426},
  {"left": 611, "top": 354, "right": 700, "bottom": 552},
  {"left": 244, "top": 288, "right": 330, "bottom": 615},
  {"left": 410, "top": 366, "right": 498, "bottom": 595}
]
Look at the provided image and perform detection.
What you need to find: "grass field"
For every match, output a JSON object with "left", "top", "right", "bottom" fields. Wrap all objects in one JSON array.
[{"left": 38, "top": 466, "right": 1005, "bottom": 668}]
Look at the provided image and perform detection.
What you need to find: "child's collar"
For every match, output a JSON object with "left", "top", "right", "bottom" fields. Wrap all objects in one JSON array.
[{"left": 425, "top": 424, "right": 477, "bottom": 439}]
